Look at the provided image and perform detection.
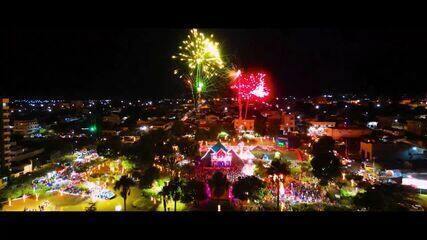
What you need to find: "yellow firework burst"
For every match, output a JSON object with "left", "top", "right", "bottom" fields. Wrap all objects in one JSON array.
[{"left": 172, "top": 28, "right": 224, "bottom": 79}]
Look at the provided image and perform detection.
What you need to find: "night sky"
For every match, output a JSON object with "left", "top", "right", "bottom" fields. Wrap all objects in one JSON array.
[{"left": 4, "top": 27, "right": 427, "bottom": 99}]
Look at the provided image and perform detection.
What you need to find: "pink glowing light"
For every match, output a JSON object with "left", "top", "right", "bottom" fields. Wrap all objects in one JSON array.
[
  {"left": 228, "top": 185, "right": 234, "bottom": 199},
  {"left": 230, "top": 71, "right": 271, "bottom": 119},
  {"left": 231, "top": 71, "right": 270, "bottom": 101},
  {"left": 250, "top": 76, "right": 269, "bottom": 99},
  {"left": 402, "top": 176, "right": 427, "bottom": 190}
]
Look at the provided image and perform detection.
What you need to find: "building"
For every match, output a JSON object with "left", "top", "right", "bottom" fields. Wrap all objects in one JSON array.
[
  {"left": 1, "top": 98, "right": 12, "bottom": 174},
  {"left": 101, "top": 129, "right": 121, "bottom": 137},
  {"left": 137, "top": 118, "right": 173, "bottom": 131},
  {"left": 233, "top": 119, "right": 255, "bottom": 133},
  {"left": 70, "top": 100, "right": 84, "bottom": 109},
  {"left": 360, "top": 139, "right": 427, "bottom": 168},
  {"left": 308, "top": 121, "right": 336, "bottom": 128},
  {"left": 376, "top": 116, "right": 395, "bottom": 129},
  {"left": 205, "top": 114, "right": 220, "bottom": 125},
  {"left": 406, "top": 119, "right": 427, "bottom": 137},
  {"left": 121, "top": 135, "right": 140, "bottom": 144},
  {"left": 324, "top": 126, "right": 372, "bottom": 140},
  {"left": 280, "top": 113, "right": 296, "bottom": 133},
  {"left": 311, "top": 96, "right": 330, "bottom": 105},
  {"left": 399, "top": 99, "right": 412, "bottom": 105},
  {"left": 9, "top": 142, "right": 44, "bottom": 162},
  {"left": 261, "top": 110, "right": 281, "bottom": 120},
  {"left": 199, "top": 114, "right": 220, "bottom": 129},
  {"left": 307, "top": 121, "right": 336, "bottom": 137},
  {"left": 200, "top": 142, "right": 241, "bottom": 168},
  {"left": 103, "top": 114, "right": 121, "bottom": 125},
  {"left": 9, "top": 160, "right": 34, "bottom": 178},
  {"left": 13, "top": 119, "right": 41, "bottom": 137},
  {"left": 7, "top": 142, "right": 44, "bottom": 177}
]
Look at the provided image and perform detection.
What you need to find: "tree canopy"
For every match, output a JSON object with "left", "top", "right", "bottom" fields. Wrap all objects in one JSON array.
[
  {"left": 208, "top": 171, "right": 230, "bottom": 199},
  {"left": 232, "top": 176, "right": 267, "bottom": 201},
  {"left": 139, "top": 166, "right": 161, "bottom": 189},
  {"left": 353, "top": 183, "right": 420, "bottom": 211},
  {"left": 310, "top": 136, "right": 341, "bottom": 185},
  {"left": 267, "top": 159, "right": 290, "bottom": 176},
  {"left": 181, "top": 179, "right": 207, "bottom": 206}
]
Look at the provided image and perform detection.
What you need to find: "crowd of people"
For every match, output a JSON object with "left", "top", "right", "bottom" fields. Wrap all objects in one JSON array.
[
  {"left": 32, "top": 151, "right": 115, "bottom": 200},
  {"left": 281, "top": 181, "right": 326, "bottom": 204}
]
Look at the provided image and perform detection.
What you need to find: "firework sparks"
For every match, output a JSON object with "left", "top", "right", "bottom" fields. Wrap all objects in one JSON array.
[
  {"left": 172, "top": 28, "right": 224, "bottom": 79},
  {"left": 249, "top": 73, "right": 269, "bottom": 99},
  {"left": 173, "top": 29, "right": 227, "bottom": 110},
  {"left": 231, "top": 72, "right": 270, "bottom": 101},
  {"left": 231, "top": 71, "right": 271, "bottom": 119}
]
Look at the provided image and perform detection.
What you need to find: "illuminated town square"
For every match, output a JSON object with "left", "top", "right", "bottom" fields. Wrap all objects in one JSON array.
[{"left": 2, "top": 28, "right": 427, "bottom": 213}]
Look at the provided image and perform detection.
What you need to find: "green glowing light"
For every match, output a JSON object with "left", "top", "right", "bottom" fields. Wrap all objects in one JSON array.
[
  {"left": 197, "top": 81, "right": 204, "bottom": 93},
  {"left": 218, "top": 131, "right": 229, "bottom": 139},
  {"left": 89, "top": 125, "right": 97, "bottom": 133}
]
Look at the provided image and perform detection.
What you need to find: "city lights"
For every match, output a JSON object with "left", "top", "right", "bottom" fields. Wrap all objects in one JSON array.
[{"left": 2, "top": 28, "right": 427, "bottom": 216}]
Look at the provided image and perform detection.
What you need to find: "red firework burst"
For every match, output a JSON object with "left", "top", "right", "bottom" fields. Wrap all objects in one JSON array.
[
  {"left": 231, "top": 71, "right": 270, "bottom": 101},
  {"left": 230, "top": 71, "right": 271, "bottom": 119}
]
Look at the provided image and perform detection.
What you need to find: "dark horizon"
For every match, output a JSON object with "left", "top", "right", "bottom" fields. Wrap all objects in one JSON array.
[{"left": 4, "top": 27, "right": 427, "bottom": 99}]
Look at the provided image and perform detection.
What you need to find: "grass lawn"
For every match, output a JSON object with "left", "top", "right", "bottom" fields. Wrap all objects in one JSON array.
[
  {"left": 2, "top": 185, "right": 162, "bottom": 212},
  {"left": 2, "top": 159, "right": 176, "bottom": 212},
  {"left": 0, "top": 164, "right": 56, "bottom": 202},
  {"left": 419, "top": 194, "right": 427, "bottom": 210},
  {"left": 280, "top": 150, "right": 299, "bottom": 161},
  {"left": 251, "top": 149, "right": 300, "bottom": 161},
  {"left": 2, "top": 192, "right": 87, "bottom": 211},
  {"left": 156, "top": 200, "right": 187, "bottom": 212}
]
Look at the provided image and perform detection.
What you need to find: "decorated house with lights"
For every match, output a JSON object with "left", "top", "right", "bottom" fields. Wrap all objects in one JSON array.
[
  {"left": 197, "top": 142, "right": 245, "bottom": 181},
  {"left": 201, "top": 142, "right": 239, "bottom": 168}
]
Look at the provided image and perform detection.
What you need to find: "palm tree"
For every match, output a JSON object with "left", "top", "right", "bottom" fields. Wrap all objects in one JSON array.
[
  {"left": 114, "top": 175, "right": 135, "bottom": 211},
  {"left": 267, "top": 159, "right": 290, "bottom": 176},
  {"left": 160, "top": 154, "right": 180, "bottom": 176},
  {"left": 168, "top": 177, "right": 183, "bottom": 211},
  {"left": 159, "top": 183, "right": 170, "bottom": 212}
]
